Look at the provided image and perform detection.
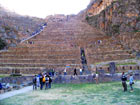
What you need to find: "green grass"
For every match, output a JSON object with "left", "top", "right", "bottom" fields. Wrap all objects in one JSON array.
[
  {"left": 0, "top": 82, "right": 140, "bottom": 105},
  {"left": 0, "top": 74, "right": 10, "bottom": 78},
  {"left": 116, "top": 62, "right": 137, "bottom": 66}
]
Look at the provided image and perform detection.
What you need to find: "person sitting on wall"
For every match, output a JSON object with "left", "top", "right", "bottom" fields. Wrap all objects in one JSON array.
[{"left": 121, "top": 72, "right": 127, "bottom": 92}]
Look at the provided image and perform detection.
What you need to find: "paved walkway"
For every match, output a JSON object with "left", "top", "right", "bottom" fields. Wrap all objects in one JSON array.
[{"left": 0, "top": 86, "right": 32, "bottom": 100}]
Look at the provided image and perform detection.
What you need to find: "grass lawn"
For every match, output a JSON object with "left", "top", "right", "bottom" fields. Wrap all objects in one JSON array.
[
  {"left": 0, "top": 81, "right": 140, "bottom": 105},
  {"left": 0, "top": 74, "right": 10, "bottom": 78}
]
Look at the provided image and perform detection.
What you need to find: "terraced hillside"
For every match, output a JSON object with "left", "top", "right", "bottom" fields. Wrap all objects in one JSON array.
[{"left": 0, "top": 14, "right": 139, "bottom": 74}]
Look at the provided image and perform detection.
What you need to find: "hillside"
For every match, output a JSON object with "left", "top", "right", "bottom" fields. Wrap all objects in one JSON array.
[
  {"left": 86, "top": 0, "right": 140, "bottom": 35},
  {"left": 0, "top": 5, "right": 45, "bottom": 49}
]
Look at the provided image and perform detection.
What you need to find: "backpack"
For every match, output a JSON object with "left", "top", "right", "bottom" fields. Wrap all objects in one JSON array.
[{"left": 42, "top": 76, "right": 46, "bottom": 83}]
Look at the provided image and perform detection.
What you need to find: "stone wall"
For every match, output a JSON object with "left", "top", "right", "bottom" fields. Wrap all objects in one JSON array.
[
  {"left": 1, "top": 76, "right": 33, "bottom": 84},
  {"left": 1, "top": 71, "right": 140, "bottom": 85},
  {"left": 86, "top": 0, "right": 140, "bottom": 35}
]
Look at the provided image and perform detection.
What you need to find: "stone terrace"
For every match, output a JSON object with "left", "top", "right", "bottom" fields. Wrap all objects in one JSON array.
[{"left": 0, "top": 15, "right": 139, "bottom": 74}]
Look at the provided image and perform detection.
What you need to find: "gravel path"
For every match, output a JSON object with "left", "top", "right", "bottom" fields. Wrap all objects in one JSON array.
[{"left": 0, "top": 86, "right": 32, "bottom": 100}]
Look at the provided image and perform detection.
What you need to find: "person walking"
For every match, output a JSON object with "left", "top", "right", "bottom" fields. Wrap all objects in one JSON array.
[
  {"left": 74, "top": 68, "right": 77, "bottom": 75},
  {"left": 33, "top": 75, "right": 37, "bottom": 90},
  {"left": 121, "top": 72, "right": 127, "bottom": 92},
  {"left": 129, "top": 73, "right": 134, "bottom": 92}
]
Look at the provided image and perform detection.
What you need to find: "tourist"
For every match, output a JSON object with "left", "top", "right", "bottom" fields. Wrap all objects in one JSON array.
[
  {"left": 48, "top": 75, "right": 52, "bottom": 88},
  {"left": 64, "top": 68, "right": 67, "bottom": 75},
  {"left": 42, "top": 75, "right": 46, "bottom": 89},
  {"left": 80, "top": 69, "right": 83, "bottom": 75},
  {"left": 95, "top": 73, "right": 99, "bottom": 84},
  {"left": 39, "top": 73, "right": 43, "bottom": 90},
  {"left": 74, "top": 68, "right": 77, "bottom": 75},
  {"left": 129, "top": 73, "right": 134, "bottom": 92},
  {"left": 121, "top": 72, "right": 127, "bottom": 92},
  {"left": 0, "top": 83, "right": 2, "bottom": 90},
  {"left": 36, "top": 74, "right": 40, "bottom": 88},
  {"left": 45, "top": 75, "right": 49, "bottom": 89},
  {"left": 33, "top": 75, "right": 37, "bottom": 90}
]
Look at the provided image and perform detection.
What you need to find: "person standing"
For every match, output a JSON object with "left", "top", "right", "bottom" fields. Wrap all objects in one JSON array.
[
  {"left": 36, "top": 74, "right": 40, "bottom": 88},
  {"left": 80, "top": 69, "right": 83, "bottom": 75},
  {"left": 48, "top": 75, "right": 52, "bottom": 88},
  {"left": 39, "top": 73, "right": 43, "bottom": 90},
  {"left": 45, "top": 75, "right": 49, "bottom": 89},
  {"left": 64, "top": 68, "right": 67, "bottom": 75},
  {"left": 33, "top": 75, "right": 37, "bottom": 90},
  {"left": 129, "top": 73, "right": 134, "bottom": 92},
  {"left": 95, "top": 73, "right": 99, "bottom": 84},
  {"left": 121, "top": 72, "right": 127, "bottom": 92}
]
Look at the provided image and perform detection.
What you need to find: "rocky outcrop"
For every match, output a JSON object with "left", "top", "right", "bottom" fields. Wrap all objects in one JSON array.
[{"left": 86, "top": 0, "right": 140, "bottom": 35}]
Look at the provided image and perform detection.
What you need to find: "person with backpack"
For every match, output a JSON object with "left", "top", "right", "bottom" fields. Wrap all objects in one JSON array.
[
  {"left": 33, "top": 75, "right": 37, "bottom": 90},
  {"left": 121, "top": 72, "right": 127, "bottom": 92},
  {"left": 129, "top": 73, "right": 134, "bottom": 92}
]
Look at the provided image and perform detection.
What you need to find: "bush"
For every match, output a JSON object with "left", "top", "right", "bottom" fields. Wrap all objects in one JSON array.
[{"left": 0, "top": 38, "right": 7, "bottom": 50}]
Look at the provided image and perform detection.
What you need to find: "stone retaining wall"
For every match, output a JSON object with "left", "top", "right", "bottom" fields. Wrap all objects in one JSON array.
[
  {"left": 1, "top": 71, "right": 140, "bottom": 84},
  {"left": 1, "top": 76, "right": 33, "bottom": 84}
]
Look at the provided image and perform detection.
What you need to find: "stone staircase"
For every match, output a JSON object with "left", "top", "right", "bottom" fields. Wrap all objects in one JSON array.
[{"left": 0, "top": 15, "right": 138, "bottom": 74}]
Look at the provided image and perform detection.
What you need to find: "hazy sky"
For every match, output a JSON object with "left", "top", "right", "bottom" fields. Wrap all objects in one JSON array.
[{"left": 0, "top": 0, "right": 90, "bottom": 18}]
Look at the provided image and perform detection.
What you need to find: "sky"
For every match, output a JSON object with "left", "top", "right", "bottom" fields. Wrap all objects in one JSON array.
[{"left": 0, "top": 0, "right": 90, "bottom": 18}]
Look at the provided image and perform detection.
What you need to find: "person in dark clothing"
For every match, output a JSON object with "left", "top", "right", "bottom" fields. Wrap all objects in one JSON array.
[
  {"left": 45, "top": 75, "right": 49, "bottom": 89},
  {"left": 33, "top": 75, "right": 37, "bottom": 90},
  {"left": 121, "top": 72, "right": 127, "bottom": 92},
  {"left": 0, "top": 83, "right": 2, "bottom": 90},
  {"left": 48, "top": 75, "right": 52, "bottom": 88},
  {"left": 39, "top": 73, "right": 43, "bottom": 90},
  {"left": 74, "top": 68, "right": 77, "bottom": 75}
]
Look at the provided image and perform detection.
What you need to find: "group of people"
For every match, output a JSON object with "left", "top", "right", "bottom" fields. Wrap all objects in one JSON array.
[
  {"left": 121, "top": 72, "right": 134, "bottom": 92},
  {"left": 33, "top": 73, "right": 52, "bottom": 90}
]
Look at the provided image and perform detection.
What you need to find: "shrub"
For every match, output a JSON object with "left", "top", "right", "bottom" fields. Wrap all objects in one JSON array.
[{"left": 0, "top": 38, "right": 7, "bottom": 50}]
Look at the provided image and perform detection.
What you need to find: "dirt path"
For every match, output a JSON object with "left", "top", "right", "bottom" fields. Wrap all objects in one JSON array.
[{"left": 0, "top": 86, "right": 32, "bottom": 100}]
